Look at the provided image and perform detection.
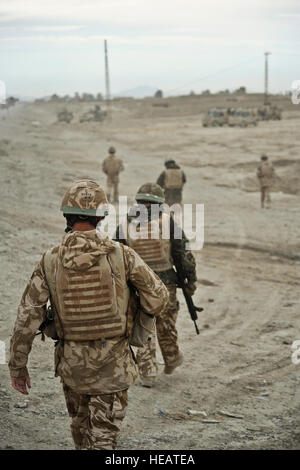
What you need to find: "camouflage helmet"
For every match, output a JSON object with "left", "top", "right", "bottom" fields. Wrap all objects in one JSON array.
[
  {"left": 135, "top": 183, "right": 165, "bottom": 204},
  {"left": 108, "top": 146, "right": 116, "bottom": 154},
  {"left": 60, "top": 179, "right": 109, "bottom": 217}
]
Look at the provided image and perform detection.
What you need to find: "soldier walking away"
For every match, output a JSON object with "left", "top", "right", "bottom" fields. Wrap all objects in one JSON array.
[
  {"left": 257, "top": 154, "right": 275, "bottom": 208},
  {"left": 114, "top": 183, "right": 197, "bottom": 388},
  {"left": 9, "top": 179, "right": 169, "bottom": 450},
  {"left": 156, "top": 159, "right": 186, "bottom": 206},
  {"left": 102, "top": 147, "right": 124, "bottom": 203}
]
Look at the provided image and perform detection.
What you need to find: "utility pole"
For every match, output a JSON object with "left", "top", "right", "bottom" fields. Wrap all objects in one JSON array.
[
  {"left": 104, "top": 39, "right": 111, "bottom": 118},
  {"left": 264, "top": 52, "right": 271, "bottom": 105}
]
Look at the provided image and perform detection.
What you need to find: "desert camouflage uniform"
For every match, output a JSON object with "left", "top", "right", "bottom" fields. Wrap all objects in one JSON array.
[
  {"left": 115, "top": 211, "right": 196, "bottom": 382},
  {"left": 62, "top": 385, "right": 128, "bottom": 450},
  {"left": 156, "top": 165, "right": 186, "bottom": 206},
  {"left": 257, "top": 160, "right": 274, "bottom": 208},
  {"left": 102, "top": 155, "right": 124, "bottom": 203},
  {"left": 9, "top": 229, "right": 169, "bottom": 450}
]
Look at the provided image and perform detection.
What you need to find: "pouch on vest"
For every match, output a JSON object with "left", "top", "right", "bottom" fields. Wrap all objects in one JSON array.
[
  {"left": 38, "top": 307, "right": 58, "bottom": 341},
  {"left": 129, "top": 309, "right": 156, "bottom": 348}
]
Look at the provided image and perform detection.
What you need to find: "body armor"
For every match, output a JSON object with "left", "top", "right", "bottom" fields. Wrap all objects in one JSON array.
[
  {"left": 44, "top": 244, "right": 129, "bottom": 341},
  {"left": 127, "top": 214, "right": 173, "bottom": 273},
  {"left": 164, "top": 169, "right": 183, "bottom": 189}
]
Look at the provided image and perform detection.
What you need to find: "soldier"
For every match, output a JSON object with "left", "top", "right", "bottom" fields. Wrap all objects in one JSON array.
[
  {"left": 102, "top": 147, "right": 124, "bottom": 203},
  {"left": 156, "top": 160, "right": 186, "bottom": 206},
  {"left": 9, "top": 179, "right": 169, "bottom": 450},
  {"left": 114, "top": 183, "right": 197, "bottom": 387},
  {"left": 93, "top": 105, "right": 106, "bottom": 121},
  {"left": 257, "top": 154, "right": 275, "bottom": 208}
]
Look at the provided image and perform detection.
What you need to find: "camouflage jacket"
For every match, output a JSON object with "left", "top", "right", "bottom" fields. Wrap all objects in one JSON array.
[
  {"left": 157, "top": 166, "right": 186, "bottom": 204},
  {"left": 102, "top": 156, "right": 124, "bottom": 177},
  {"left": 114, "top": 212, "right": 197, "bottom": 286},
  {"left": 257, "top": 162, "right": 274, "bottom": 187},
  {"left": 157, "top": 168, "right": 186, "bottom": 187},
  {"left": 9, "top": 230, "right": 169, "bottom": 394}
]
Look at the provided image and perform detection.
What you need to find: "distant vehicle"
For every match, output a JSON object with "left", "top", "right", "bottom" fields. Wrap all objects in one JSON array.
[
  {"left": 0, "top": 96, "right": 19, "bottom": 111},
  {"left": 57, "top": 108, "right": 74, "bottom": 123},
  {"left": 79, "top": 105, "right": 107, "bottom": 123},
  {"left": 256, "top": 104, "right": 282, "bottom": 121},
  {"left": 228, "top": 108, "right": 258, "bottom": 127},
  {"left": 6, "top": 96, "right": 19, "bottom": 107},
  {"left": 202, "top": 108, "right": 228, "bottom": 127}
]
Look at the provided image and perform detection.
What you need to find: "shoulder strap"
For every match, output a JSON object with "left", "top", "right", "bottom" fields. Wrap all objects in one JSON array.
[
  {"left": 43, "top": 248, "right": 66, "bottom": 339},
  {"left": 113, "top": 242, "right": 126, "bottom": 282},
  {"left": 44, "top": 249, "right": 57, "bottom": 298}
]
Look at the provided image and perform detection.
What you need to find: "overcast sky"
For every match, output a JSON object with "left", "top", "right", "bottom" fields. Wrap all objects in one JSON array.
[{"left": 0, "top": 0, "right": 299, "bottom": 97}]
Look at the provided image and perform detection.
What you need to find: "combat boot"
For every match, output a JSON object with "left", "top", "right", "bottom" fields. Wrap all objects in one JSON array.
[
  {"left": 164, "top": 352, "right": 184, "bottom": 375},
  {"left": 140, "top": 376, "right": 156, "bottom": 388}
]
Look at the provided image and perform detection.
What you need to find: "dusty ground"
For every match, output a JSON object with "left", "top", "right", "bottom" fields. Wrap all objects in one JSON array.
[{"left": 0, "top": 95, "right": 299, "bottom": 450}]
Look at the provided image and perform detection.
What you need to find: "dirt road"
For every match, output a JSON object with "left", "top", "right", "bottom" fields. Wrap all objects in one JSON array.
[{"left": 0, "top": 98, "right": 299, "bottom": 449}]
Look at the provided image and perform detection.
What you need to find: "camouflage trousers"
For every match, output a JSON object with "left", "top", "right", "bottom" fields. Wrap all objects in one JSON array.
[
  {"left": 260, "top": 185, "right": 271, "bottom": 208},
  {"left": 107, "top": 176, "right": 119, "bottom": 203},
  {"left": 136, "top": 284, "right": 180, "bottom": 379},
  {"left": 165, "top": 189, "right": 183, "bottom": 206},
  {"left": 62, "top": 384, "right": 128, "bottom": 450}
]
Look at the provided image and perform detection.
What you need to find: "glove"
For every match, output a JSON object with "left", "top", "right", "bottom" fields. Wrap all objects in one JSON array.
[{"left": 185, "top": 282, "right": 197, "bottom": 296}]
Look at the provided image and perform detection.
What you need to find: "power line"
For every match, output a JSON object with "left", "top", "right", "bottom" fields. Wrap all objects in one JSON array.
[{"left": 165, "top": 56, "right": 262, "bottom": 94}]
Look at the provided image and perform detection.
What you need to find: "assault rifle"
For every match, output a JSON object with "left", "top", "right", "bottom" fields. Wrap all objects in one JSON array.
[{"left": 174, "top": 267, "right": 203, "bottom": 335}]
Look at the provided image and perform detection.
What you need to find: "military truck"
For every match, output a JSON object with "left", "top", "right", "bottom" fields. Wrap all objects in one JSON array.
[
  {"left": 228, "top": 108, "right": 258, "bottom": 127},
  {"left": 57, "top": 108, "right": 73, "bottom": 123},
  {"left": 202, "top": 108, "right": 228, "bottom": 127},
  {"left": 79, "top": 105, "right": 107, "bottom": 123},
  {"left": 256, "top": 104, "right": 282, "bottom": 121}
]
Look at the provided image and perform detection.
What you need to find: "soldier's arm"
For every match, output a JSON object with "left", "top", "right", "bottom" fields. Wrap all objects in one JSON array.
[
  {"left": 182, "top": 171, "right": 187, "bottom": 185},
  {"left": 156, "top": 171, "right": 165, "bottom": 188},
  {"left": 9, "top": 255, "right": 50, "bottom": 380},
  {"left": 102, "top": 159, "right": 108, "bottom": 174},
  {"left": 170, "top": 218, "right": 197, "bottom": 286},
  {"left": 122, "top": 245, "right": 169, "bottom": 317},
  {"left": 257, "top": 166, "right": 262, "bottom": 179},
  {"left": 119, "top": 159, "right": 124, "bottom": 172}
]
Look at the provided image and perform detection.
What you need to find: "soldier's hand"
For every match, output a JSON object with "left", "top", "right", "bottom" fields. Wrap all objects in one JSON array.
[
  {"left": 185, "top": 282, "right": 197, "bottom": 296},
  {"left": 11, "top": 376, "right": 31, "bottom": 395}
]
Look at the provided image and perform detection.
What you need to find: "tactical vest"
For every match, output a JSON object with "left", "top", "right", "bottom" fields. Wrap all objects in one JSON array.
[
  {"left": 127, "top": 215, "right": 173, "bottom": 273},
  {"left": 164, "top": 169, "right": 183, "bottom": 189},
  {"left": 260, "top": 162, "right": 273, "bottom": 178},
  {"left": 44, "top": 243, "right": 129, "bottom": 341},
  {"left": 103, "top": 157, "right": 122, "bottom": 176}
]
